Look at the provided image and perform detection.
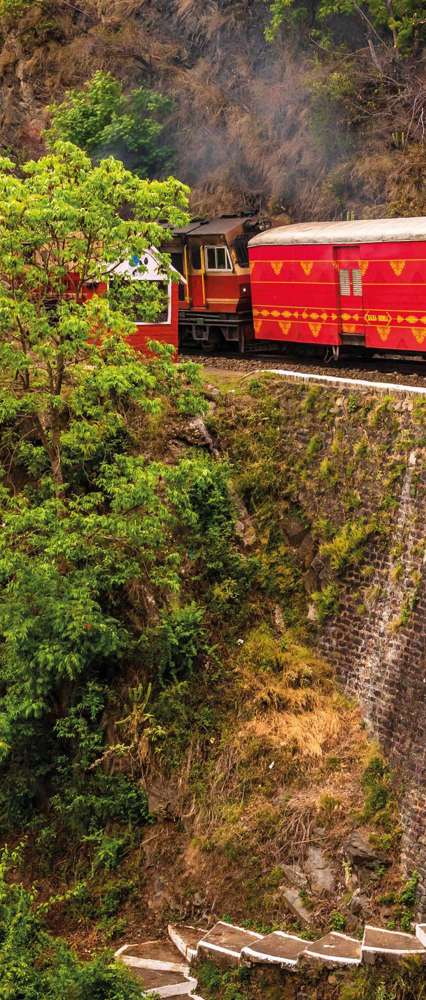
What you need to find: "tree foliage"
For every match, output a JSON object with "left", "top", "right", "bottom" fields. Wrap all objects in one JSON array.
[
  {"left": 0, "top": 141, "right": 188, "bottom": 491},
  {"left": 0, "top": 0, "right": 32, "bottom": 18},
  {"left": 46, "top": 72, "right": 174, "bottom": 177},
  {"left": 0, "top": 847, "right": 143, "bottom": 999},
  {"left": 0, "top": 140, "right": 246, "bottom": 863},
  {"left": 266, "top": 0, "right": 426, "bottom": 50}
]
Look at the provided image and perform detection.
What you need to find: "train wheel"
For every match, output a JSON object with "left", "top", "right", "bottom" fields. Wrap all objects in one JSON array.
[{"left": 201, "top": 329, "right": 222, "bottom": 354}]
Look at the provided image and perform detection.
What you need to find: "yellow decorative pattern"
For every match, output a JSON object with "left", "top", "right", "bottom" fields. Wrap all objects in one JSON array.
[
  {"left": 309, "top": 323, "right": 322, "bottom": 338},
  {"left": 365, "top": 311, "right": 392, "bottom": 324},
  {"left": 412, "top": 328, "right": 426, "bottom": 344},
  {"left": 254, "top": 319, "right": 263, "bottom": 334},
  {"left": 300, "top": 261, "right": 314, "bottom": 276},
  {"left": 271, "top": 261, "right": 284, "bottom": 276},
  {"left": 360, "top": 261, "right": 369, "bottom": 276},
  {"left": 250, "top": 306, "right": 339, "bottom": 323},
  {"left": 377, "top": 326, "right": 391, "bottom": 342},
  {"left": 390, "top": 260, "right": 406, "bottom": 276},
  {"left": 278, "top": 321, "right": 292, "bottom": 336}
]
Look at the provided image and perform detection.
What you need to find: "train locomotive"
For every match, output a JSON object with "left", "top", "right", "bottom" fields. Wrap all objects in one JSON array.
[{"left": 157, "top": 214, "right": 426, "bottom": 358}]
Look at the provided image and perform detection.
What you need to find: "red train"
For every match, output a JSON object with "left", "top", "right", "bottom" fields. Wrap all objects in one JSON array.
[{"left": 159, "top": 215, "right": 426, "bottom": 358}]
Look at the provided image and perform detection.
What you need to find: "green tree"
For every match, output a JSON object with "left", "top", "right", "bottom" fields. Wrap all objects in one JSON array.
[
  {"left": 46, "top": 72, "right": 174, "bottom": 177},
  {"left": 0, "top": 141, "right": 188, "bottom": 492},
  {"left": 0, "top": 847, "right": 144, "bottom": 999},
  {"left": 0, "top": 139, "right": 242, "bottom": 857},
  {"left": 0, "top": 140, "right": 213, "bottom": 832},
  {"left": 266, "top": 0, "right": 426, "bottom": 50}
]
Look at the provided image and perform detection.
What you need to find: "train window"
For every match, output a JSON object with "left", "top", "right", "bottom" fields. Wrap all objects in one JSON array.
[
  {"left": 233, "top": 235, "right": 249, "bottom": 266},
  {"left": 339, "top": 269, "right": 351, "bottom": 296},
  {"left": 171, "top": 251, "right": 184, "bottom": 274},
  {"left": 171, "top": 252, "right": 186, "bottom": 300},
  {"left": 205, "top": 245, "right": 233, "bottom": 271},
  {"left": 191, "top": 246, "right": 202, "bottom": 270},
  {"left": 352, "top": 268, "right": 363, "bottom": 296}
]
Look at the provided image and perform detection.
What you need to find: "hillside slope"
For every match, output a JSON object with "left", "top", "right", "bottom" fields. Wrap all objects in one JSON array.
[{"left": 0, "top": 0, "right": 425, "bottom": 219}]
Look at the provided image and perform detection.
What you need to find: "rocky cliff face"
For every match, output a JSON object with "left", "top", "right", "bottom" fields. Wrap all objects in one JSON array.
[{"left": 1, "top": 0, "right": 425, "bottom": 219}]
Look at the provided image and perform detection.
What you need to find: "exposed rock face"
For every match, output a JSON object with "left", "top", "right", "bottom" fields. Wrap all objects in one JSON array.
[
  {"left": 281, "top": 886, "right": 313, "bottom": 926},
  {"left": 1, "top": 2, "right": 425, "bottom": 218},
  {"left": 344, "top": 831, "right": 388, "bottom": 870},
  {"left": 304, "top": 846, "right": 336, "bottom": 894}
]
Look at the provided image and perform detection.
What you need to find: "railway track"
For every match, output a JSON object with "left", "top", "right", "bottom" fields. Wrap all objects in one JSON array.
[{"left": 181, "top": 350, "right": 426, "bottom": 393}]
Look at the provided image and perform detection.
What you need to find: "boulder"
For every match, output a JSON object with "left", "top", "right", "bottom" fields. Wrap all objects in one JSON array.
[
  {"left": 304, "top": 846, "right": 336, "bottom": 894},
  {"left": 281, "top": 886, "right": 313, "bottom": 926},
  {"left": 348, "top": 889, "right": 373, "bottom": 919},
  {"left": 283, "top": 514, "right": 308, "bottom": 545},
  {"left": 344, "top": 831, "right": 388, "bottom": 868},
  {"left": 281, "top": 863, "right": 308, "bottom": 890}
]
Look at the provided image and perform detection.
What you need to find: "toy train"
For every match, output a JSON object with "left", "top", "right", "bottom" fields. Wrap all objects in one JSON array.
[{"left": 124, "top": 215, "right": 426, "bottom": 358}]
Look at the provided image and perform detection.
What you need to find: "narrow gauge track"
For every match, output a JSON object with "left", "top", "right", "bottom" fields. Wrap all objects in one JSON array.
[{"left": 181, "top": 349, "right": 426, "bottom": 392}]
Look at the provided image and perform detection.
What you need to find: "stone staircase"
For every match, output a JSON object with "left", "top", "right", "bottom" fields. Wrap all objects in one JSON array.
[{"left": 115, "top": 919, "right": 426, "bottom": 996}]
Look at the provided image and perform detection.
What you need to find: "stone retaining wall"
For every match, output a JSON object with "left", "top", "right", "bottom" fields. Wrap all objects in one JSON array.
[{"left": 317, "top": 424, "right": 426, "bottom": 914}]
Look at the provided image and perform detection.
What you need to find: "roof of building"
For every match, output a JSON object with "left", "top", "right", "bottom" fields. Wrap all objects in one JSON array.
[
  {"left": 249, "top": 217, "right": 426, "bottom": 248},
  {"left": 175, "top": 216, "right": 258, "bottom": 238},
  {"left": 108, "top": 248, "right": 185, "bottom": 283}
]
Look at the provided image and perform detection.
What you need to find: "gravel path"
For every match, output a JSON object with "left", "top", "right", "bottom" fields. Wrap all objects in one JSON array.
[{"left": 182, "top": 351, "right": 426, "bottom": 390}]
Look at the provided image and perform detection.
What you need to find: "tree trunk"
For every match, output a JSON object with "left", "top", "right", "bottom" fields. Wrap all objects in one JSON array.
[{"left": 37, "top": 409, "right": 64, "bottom": 496}]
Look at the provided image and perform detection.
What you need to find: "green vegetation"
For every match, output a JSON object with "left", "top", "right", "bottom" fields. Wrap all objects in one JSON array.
[
  {"left": 197, "top": 956, "right": 426, "bottom": 1000},
  {"left": 266, "top": 0, "right": 426, "bottom": 50},
  {"left": 320, "top": 518, "right": 376, "bottom": 573},
  {"left": 46, "top": 72, "right": 173, "bottom": 177},
  {"left": 0, "top": 0, "right": 32, "bottom": 18},
  {"left": 0, "top": 847, "right": 142, "bottom": 999},
  {"left": 0, "top": 141, "right": 234, "bottom": 981}
]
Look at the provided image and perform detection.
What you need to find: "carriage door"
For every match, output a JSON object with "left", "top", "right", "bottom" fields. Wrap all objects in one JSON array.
[{"left": 335, "top": 245, "right": 365, "bottom": 343}]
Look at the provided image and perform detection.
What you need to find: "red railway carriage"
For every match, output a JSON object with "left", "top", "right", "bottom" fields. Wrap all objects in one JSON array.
[
  {"left": 164, "top": 215, "right": 260, "bottom": 352},
  {"left": 106, "top": 249, "right": 184, "bottom": 355},
  {"left": 248, "top": 218, "right": 426, "bottom": 355}
]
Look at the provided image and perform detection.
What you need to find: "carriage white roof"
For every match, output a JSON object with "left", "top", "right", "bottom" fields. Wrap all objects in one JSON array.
[
  {"left": 108, "top": 247, "right": 185, "bottom": 283},
  {"left": 249, "top": 217, "right": 426, "bottom": 248}
]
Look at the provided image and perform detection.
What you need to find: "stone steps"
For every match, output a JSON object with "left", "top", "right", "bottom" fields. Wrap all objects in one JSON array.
[
  {"left": 115, "top": 941, "right": 199, "bottom": 997},
  {"left": 197, "top": 921, "right": 263, "bottom": 965},
  {"left": 115, "top": 918, "right": 426, "bottom": 993}
]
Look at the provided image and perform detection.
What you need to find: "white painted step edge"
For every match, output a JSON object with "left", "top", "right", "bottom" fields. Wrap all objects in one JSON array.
[
  {"left": 241, "top": 944, "right": 303, "bottom": 968},
  {"left": 198, "top": 923, "right": 263, "bottom": 960},
  {"left": 305, "top": 933, "right": 361, "bottom": 966},
  {"left": 362, "top": 925, "right": 426, "bottom": 956},
  {"left": 416, "top": 925, "right": 426, "bottom": 948},
  {"left": 168, "top": 924, "right": 202, "bottom": 962},
  {"left": 150, "top": 976, "right": 198, "bottom": 998},
  {"left": 119, "top": 954, "right": 189, "bottom": 975}
]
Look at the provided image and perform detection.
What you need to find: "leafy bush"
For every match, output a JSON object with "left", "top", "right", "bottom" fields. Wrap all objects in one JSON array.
[
  {"left": 0, "top": 847, "right": 143, "bottom": 999},
  {"left": 46, "top": 71, "right": 173, "bottom": 177},
  {"left": 266, "top": 0, "right": 426, "bottom": 50},
  {"left": 141, "top": 603, "right": 207, "bottom": 685},
  {"left": 312, "top": 583, "right": 339, "bottom": 622},
  {"left": 320, "top": 518, "right": 375, "bottom": 572}
]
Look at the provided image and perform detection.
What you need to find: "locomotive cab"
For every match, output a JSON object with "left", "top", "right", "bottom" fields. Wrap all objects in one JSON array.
[{"left": 164, "top": 215, "right": 261, "bottom": 352}]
